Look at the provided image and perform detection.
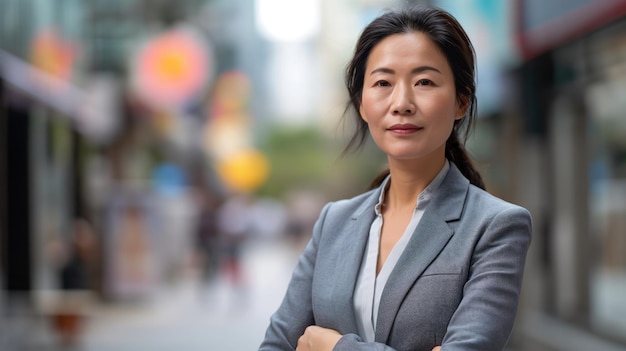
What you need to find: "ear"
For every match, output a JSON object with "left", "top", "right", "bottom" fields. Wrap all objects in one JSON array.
[
  {"left": 455, "top": 95, "right": 469, "bottom": 120},
  {"left": 359, "top": 104, "right": 369, "bottom": 123}
]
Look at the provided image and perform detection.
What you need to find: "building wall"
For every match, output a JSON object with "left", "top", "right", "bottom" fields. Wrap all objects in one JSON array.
[{"left": 513, "top": 11, "right": 626, "bottom": 351}]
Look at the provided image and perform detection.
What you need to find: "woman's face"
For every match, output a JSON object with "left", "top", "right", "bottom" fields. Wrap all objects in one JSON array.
[{"left": 359, "top": 32, "right": 465, "bottom": 163}]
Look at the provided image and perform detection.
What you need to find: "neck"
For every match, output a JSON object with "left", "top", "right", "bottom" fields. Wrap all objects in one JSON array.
[{"left": 384, "top": 156, "right": 445, "bottom": 210}]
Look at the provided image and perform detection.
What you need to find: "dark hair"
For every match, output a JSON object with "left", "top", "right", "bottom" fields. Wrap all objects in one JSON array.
[{"left": 342, "top": 5, "right": 485, "bottom": 190}]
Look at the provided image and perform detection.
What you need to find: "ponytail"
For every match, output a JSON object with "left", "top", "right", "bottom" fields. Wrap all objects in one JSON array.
[{"left": 445, "top": 132, "right": 485, "bottom": 190}]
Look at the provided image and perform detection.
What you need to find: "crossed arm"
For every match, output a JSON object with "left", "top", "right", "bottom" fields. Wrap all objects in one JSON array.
[{"left": 295, "top": 327, "right": 441, "bottom": 351}]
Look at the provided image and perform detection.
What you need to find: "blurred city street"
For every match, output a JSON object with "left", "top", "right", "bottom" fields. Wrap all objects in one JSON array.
[
  {"left": 3, "top": 0, "right": 626, "bottom": 350},
  {"left": 81, "top": 238, "right": 299, "bottom": 351}
]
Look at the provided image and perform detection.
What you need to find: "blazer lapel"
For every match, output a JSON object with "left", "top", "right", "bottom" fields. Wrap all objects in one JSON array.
[
  {"left": 330, "top": 189, "right": 380, "bottom": 334},
  {"left": 374, "top": 164, "right": 469, "bottom": 342}
]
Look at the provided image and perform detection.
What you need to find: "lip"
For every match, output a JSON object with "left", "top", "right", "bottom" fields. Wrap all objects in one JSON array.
[{"left": 387, "top": 123, "right": 423, "bottom": 135}]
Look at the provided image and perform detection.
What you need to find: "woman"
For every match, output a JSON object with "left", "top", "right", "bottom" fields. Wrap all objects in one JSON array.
[{"left": 259, "top": 5, "right": 532, "bottom": 351}]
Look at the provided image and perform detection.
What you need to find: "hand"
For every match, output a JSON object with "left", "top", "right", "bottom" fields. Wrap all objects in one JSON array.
[
  {"left": 432, "top": 347, "right": 441, "bottom": 351},
  {"left": 296, "top": 326, "right": 342, "bottom": 351}
]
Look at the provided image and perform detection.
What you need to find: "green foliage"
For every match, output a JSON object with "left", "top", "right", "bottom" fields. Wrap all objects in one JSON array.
[
  {"left": 257, "top": 126, "right": 333, "bottom": 198},
  {"left": 257, "top": 125, "right": 386, "bottom": 200}
]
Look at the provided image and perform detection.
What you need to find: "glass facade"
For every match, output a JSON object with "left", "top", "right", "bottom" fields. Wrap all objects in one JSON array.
[
  {"left": 524, "top": 15, "right": 626, "bottom": 347},
  {"left": 585, "top": 20, "right": 626, "bottom": 340}
]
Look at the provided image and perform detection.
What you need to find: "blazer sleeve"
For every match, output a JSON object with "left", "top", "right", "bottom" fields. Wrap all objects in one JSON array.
[
  {"left": 258, "top": 203, "right": 330, "bottom": 350},
  {"left": 334, "top": 334, "right": 400, "bottom": 351},
  {"left": 440, "top": 206, "right": 532, "bottom": 351}
]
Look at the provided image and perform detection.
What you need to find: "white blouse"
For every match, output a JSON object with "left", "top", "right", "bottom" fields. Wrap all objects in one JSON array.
[{"left": 353, "top": 160, "right": 450, "bottom": 342}]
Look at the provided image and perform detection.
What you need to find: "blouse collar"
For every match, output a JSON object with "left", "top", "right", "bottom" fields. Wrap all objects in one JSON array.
[{"left": 374, "top": 160, "right": 450, "bottom": 216}]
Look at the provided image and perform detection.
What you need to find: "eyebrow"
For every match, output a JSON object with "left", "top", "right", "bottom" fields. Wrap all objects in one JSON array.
[{"left": 369, "top": 66, "right": 442, "bottom": 75}]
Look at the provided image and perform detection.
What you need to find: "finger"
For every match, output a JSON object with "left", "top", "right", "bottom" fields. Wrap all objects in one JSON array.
[
  {"left": 432, "top": 346, "right": 442, "bottom": 351},
  {"left": 297, "top": 335, "right": 307, "bottom": 351}
]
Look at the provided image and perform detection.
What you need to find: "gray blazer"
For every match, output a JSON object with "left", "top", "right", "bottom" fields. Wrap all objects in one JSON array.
[{"left": 259, "top": 163, "right": 532, "bottom": 351}]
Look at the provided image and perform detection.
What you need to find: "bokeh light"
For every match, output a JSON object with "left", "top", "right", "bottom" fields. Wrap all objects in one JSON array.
[{"left": 131, "top": 27, "right": 212, "bottom": 109}]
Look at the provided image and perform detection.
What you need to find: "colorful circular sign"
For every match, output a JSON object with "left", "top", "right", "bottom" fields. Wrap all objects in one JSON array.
[{"left": 131, "top": 27, "right": 213, "bottom": 109}]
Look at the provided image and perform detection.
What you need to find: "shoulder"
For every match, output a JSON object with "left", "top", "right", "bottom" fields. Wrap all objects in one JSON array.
[
  {"left": 309, "top": 188, "right": 378, "bottom": 246},
  {"left": 434, "top": 162, "right": 530, "bottom": 225},
  {"left": 320, "top": 188, "right": 378, "bottom": 220},
  {"left": 464, "top": 184, "right": 532, "bottom": 224}
]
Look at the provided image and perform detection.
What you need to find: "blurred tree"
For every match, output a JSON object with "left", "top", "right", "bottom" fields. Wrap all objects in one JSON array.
[
  {"left": 258, "top": 126, "right": 331, "bottom": 198},
  {"left": 258, "top": 124, "right": 386, "bottom": 201}
]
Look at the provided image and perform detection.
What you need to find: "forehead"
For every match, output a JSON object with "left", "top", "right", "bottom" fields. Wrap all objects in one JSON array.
[{"left": 366, "top": 32, "right": 450, "bottom": 72}]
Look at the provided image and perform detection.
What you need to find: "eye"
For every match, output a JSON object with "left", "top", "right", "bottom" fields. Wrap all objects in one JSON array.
[
  {"left": 416, "top": 79, "right": 433, "bottom": 86},
  {"left": 374, "top": 80, "right": 391, "bottom": 87}
]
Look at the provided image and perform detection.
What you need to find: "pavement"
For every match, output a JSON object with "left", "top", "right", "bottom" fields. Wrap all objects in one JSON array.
[{"left": 79, "top": 238, "right": 301, "bottom": 351}]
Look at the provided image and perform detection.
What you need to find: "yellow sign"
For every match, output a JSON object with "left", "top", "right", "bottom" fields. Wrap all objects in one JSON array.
[{"left": 216, "top": 148, "right": 270, "bottom": 193}]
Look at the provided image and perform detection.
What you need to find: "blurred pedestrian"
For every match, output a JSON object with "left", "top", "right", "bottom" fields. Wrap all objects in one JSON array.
[
  {"left": 193, "top": 190, "right": 222, "bottom": 285},
  {"left": 259, "top": 5, "right": 532, "bottom": 351},
  {"left": 48, "top": 218, "right": 99, "bottom": 350},
  {"left": 216, "top": 194, "right": 254, "bottom": 293},
  {"left": 284, "top": 190, "right": 324, "bottom": 248}
]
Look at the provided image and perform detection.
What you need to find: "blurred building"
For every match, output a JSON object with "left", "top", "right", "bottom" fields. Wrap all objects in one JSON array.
[
  {"left": 508, "top": 0, "right": 626, "bottom": 350},
  {"left": 0, "top": 1, "right": 223, "bottom": 348}
]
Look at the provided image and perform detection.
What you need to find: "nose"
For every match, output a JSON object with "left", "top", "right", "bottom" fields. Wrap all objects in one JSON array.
[{"left": 391, "top": 83, "right": 415, "bottom": 115}]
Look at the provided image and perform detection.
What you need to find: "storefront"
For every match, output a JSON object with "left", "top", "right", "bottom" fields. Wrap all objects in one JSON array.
[{"left": 513, "top": 0, "right": 626, "bottom": 349}]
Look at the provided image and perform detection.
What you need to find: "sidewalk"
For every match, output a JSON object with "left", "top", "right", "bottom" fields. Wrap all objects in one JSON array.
[{"left": 80, "top": 238, "right": 300, "bottom": 351}]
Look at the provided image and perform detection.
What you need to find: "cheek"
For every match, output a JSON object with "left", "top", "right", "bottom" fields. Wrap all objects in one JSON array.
[
  {"left": 360, "top": 93, "right": 385, "bottom": 123},
  {"left": 429, "top": 95, "right": 460, "bottom": 123}
]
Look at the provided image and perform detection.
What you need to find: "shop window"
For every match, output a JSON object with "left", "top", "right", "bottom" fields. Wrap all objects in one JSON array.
[{"left": 587, "top": 74, "right": 626, "bottom": 340}]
